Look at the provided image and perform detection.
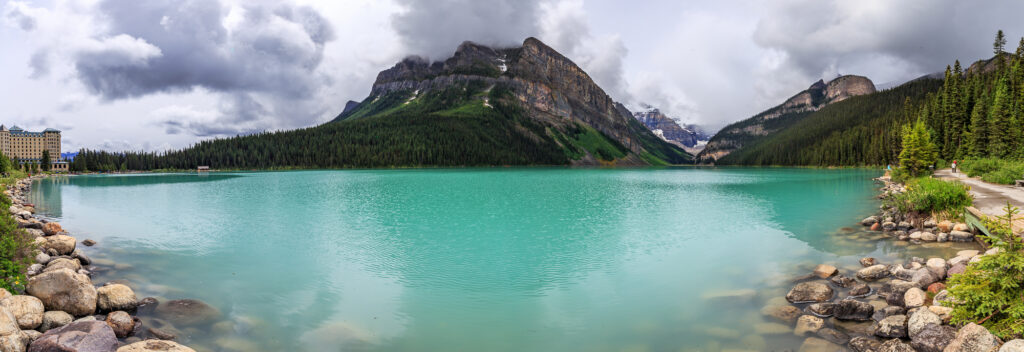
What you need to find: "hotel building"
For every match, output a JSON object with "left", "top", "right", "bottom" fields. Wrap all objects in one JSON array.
[{"left": 0, "top": 125, "right": 68, "bottom": 172}]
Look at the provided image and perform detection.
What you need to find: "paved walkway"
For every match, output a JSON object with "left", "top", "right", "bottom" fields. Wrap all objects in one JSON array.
[{"left": 934, "top": 168, "right": 1024, "bottom": 232}]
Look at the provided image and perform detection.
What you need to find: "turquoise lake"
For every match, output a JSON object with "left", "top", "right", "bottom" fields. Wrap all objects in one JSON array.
[{"left": 28, "top": 168, "right": 978, "bottom": 351}]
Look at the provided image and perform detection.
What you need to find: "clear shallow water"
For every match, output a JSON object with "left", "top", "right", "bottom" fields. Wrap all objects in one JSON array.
[{"left": 29, "top": 168, "right": 976, "bottom": 351}]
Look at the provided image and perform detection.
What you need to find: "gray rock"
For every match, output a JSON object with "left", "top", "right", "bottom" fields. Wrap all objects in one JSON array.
[
  {"left": 860, "top": 257, "right": 877, "bottom": 267},
  {"left": 920, "top": 232, "right": 938, "bottom": 241},
  {"left": 937, "top": 232, "right": 950, "bottom": 242},
  {"left": 873, "top": 306, "right": 906, "bottom": 322},
  {"left": 830, "top": 275, "right": 856, "bottom": 288},
  {"left": 25, "top": 268, "right": 98, "bottom": 317},
  {"left": 944, "top": 323, "right": 999, "bottom": 352},
  {"left": 948, "top": 263, "right": 967, "bottom": 277},
  {"left": 950, "top": 230, "right": 974, "bottom": 242},
  {"left": 857, "top": 265, "right": 890, "bottom": 281},
  {"left": 104, "top": 311, "right": 133, "bottom": 338},
  {"left": 849, "top": 284, "right": 871, "bottom": 297},
  {"left": 925, "top": 258, "right": 947, "bottom": 278},
  {"left": 0, "top": 306, "right": 29, "bottom": 352},
  {"left": 27, "top": 320, "right": 117, "bottom": 352},
  {"left": 898, "top": 221, "right": 912, "bottom": 230},
  {"left": 874, "top": 314, "right": 907, "bottom": 338},
  {"left": 924, "top": 219, "right": 937, "bottom": 228},
  {"left": 912, "top": 269, "right": 940, "bottom": 288},
  {"left": 39, "top": 311, "right": 72, "bottom": 332},
  {"left": 70, "top": 249, "right": 91, "bottom": 266},
  {"left": 34, "top": 253, "right": 50, "bottom": 265},
  {"left": 806, "top": 303, "right": 835, "bottom": 317},
  {"left": 1001, "top": 340, "right": 1024, "bottom": 352},
  {"left": 849, "top": 336, "right": 881, "bottom": 352},
  {"left": 911, "top": 324, "right": 957, "bottom": 352},
  {"left": 81, "top": 240, "right": 96, "bottom": 247},
  {"left": 882, "top": 221, "right": 897, "bottom": 231},
  {"left": 862, "top": 216, "right": 879, "bottom": 226},
  {"left": 96, "top": 284, "right": 137, "bottom": 313},
  {"left": 904, "top": 287, "right": 927, "bottom": 308},
  {"left": 878, "top": 338, "right": 915, "bottom": 352},
  {"left": 786, "top": 282, "right": 834, "bottom": 303},
  {"left": 907, "top": 308, "right": 941, "bottom": 339},
  {"left": 0, "top": 296, "right": 44, "bottom": 330},
  {"left": 833, "top": 299, "right": 874, "bottom": 321}
]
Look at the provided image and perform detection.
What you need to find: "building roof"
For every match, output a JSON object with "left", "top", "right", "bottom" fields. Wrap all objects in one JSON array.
[
  {"left": 9, "top": 125, "right": 22, "bottom": 131},
  {"left": 43, "top": 128, "right": 60, "bottom": 133}
]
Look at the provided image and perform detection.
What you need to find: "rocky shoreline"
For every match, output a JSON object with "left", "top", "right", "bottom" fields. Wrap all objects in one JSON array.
[
  {"left": 764, "top": 175, "right": 1019, "bottom": 351},
  {"left": 0, "top": 175, "right": 204, "bottom": 352}
]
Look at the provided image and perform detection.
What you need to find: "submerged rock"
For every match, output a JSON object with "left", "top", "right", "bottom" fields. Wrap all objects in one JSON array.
[
  {"left": 794, "top": 315, "right": 825, "bottom": 336},
  {"left": 859, "top": 257, "right": 877, "bottom": 267},
  {"left": 117, "top": 340, "right": 195, "bottom": 352},
  {"left": 812, "top": 264, "right": 837, "bottom": 279},
  {"left": 815, "top": 327, "right": 850, "bottom": 345},
  {"left": 761, "top": 305, "right": 802, "bottom": 324},
  {"left": 849, "top": 284, "right": 871, "bottom": 297},
  {"left": 849, "top": 336, "right": 881, "bottom": 352},
  {"left": 829, "top": 275, "right": 856, "bottom": 288},
  {"left": 806, "top": 302, "right": 835, "bottom": 317},
  {"left": 873, "top": 306, "right": 905, "bottom": 322},
  {"left": 154, "top": 299, "right": 220, "bottom": 327}
]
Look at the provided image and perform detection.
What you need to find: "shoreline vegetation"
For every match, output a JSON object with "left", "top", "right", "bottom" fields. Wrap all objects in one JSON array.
[{"left": 0, "top": 174, "right": 200, "bottom": 352}]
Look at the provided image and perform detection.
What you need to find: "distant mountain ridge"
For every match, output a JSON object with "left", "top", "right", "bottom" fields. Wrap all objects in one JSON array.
[
  {"left": 631, "top": 107, "right": 710, "bottom": 152},
  {"left": 697, "top": 75, "right": 876, "bottom": 163}
]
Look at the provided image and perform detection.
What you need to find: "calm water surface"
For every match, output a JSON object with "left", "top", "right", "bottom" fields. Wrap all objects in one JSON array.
[{"left": 29, "top": 168, "right": 975, "bottom": 351}]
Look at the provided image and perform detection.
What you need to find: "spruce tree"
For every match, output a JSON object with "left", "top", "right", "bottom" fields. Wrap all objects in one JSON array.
[
  {"left": 899, "top": 116, "right": 938, "bottom": 176},
  {"left": 968, "top": 89, "right": 990, "bottom": 157},
  {"left": 989, "top": 76, "right": 1014, "bottom": 157},
  {"left": 40, "top": 150, "right": 51, "bottom": 172}
]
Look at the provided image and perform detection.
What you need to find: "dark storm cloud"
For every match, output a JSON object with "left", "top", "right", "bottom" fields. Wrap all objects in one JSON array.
[
  {"left": 391, "top": 0, "right": 541, "bottom": 59},
  {"left": 75, "top": 0, "right": 335, "bottom": 100},
  {"left": 158, "top": 93, "right": 270, "bottom": 137}
]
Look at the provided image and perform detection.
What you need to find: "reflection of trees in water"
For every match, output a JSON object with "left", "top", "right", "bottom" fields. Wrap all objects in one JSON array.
[{"left": 62, "top": 173, "right": 243, "bottom": 188}]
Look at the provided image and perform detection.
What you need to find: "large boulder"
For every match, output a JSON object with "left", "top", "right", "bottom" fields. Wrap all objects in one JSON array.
[
  {"left": 39, "top": 235, "right": 75, "bottom": 256},
  {"left": 950, "top": 230, "right": 974, "bottom": 242},
  {"left": 0, "top": 296, "right": 44, "bottom": 330},
  {"left": 39, "top": 311, "right": 72, "bottom": 332},
  {"left": 907, "top": 308, "right": 942, "bottom": 339},
  {"left": 857, "top": 265, "right": 890, "bottom": 281},
  {"left": 944, "top": 323, "right": 1000, "bottom": 352},
  {"left": 116, "top": 340, "right": 196, "bottom": 352},
  {"left": 96, "top": 285, "right": 137, "bottom": 313},
  {"left": 154, "top": 299, "right": 221, "bottom": 327},
  {"left": 911, "top": 324, "right": 957, "bottom": 352},
  {"left": 874, "top": 314, "right": 907, "bottom": 338},
  {"left": 43, "top": 258, "right": 82, "bottom": 273},
  {"left": 912, "top": 269, "right": 941, "bottom": 288},
  {"left": 104, "top": 311, "right": 133, "bottom": 338},
  {"left": 833, "top": 299, "right": 874, "bottom": 321},
  {"left": 0, "top": 306, "right": 29, "bottom": 352},
  {"left": 28, "top": 320, "right": 117, "bottom": 352},
  {"left": 26, "top": 268, "right": 97, "bottom": 317},
  {"left": 925, "top": 258, "right": 947, "bottom": 278},
  {"left": 786, "top": 282, "right": 834, "bottom": 303},
  {"left": 41, "top": 222, "right": 63, "bottom": 236}
]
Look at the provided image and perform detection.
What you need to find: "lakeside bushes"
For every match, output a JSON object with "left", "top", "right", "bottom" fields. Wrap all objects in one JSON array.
[
  {"left": 887, "top": 177, "right": 972, "bottom": 216},
  {"left": 0, "top": 193, "right": 33, "bottom": 294},
  {"left": 946, "top": 203, "right": 1024, "bottom": 339},
  {"left": 959, "top": 158, "right": 1024, "bottom": 184}
]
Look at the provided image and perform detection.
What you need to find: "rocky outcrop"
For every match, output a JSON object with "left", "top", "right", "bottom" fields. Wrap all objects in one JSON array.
[
  {"left": 0, "top": 296, "right": 44, "bottom": 330},
  {"left": 696, "top": 75, "right": 875, "bottom": 163}
]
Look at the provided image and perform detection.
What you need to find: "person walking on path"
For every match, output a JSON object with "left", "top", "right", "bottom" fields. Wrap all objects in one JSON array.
[{"left": 952, "top": 160, "right": 958, "bottom": 174}]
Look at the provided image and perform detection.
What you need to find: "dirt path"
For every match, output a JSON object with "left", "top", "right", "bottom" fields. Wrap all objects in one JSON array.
[{"left": 934, "top": 168, "right": 1024, "bottom": 232}]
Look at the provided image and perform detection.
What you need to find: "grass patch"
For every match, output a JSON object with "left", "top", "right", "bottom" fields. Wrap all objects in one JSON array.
[
  {"left": 0, "top": 192, "right": 34, "bottom": 294},
  {"left": 887, "top": 177, "right": 972, "bottom": 217},
  {"left": 959, "top": 158, "right": 1024, "bottom": 185}
]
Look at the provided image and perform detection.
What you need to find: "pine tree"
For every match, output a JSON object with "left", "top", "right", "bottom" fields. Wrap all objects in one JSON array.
[
  {"left": 899, "top": 116, "right": 938, "bottom": 176},
  {"left": 968, "top": 88, "right": 990, "bottom": 157},
  {"left": 40, "top": 150, "right": 51, "bottom": 172},
  {"left": 989, "top": 76, "right": 1014, "bottom": 157}
]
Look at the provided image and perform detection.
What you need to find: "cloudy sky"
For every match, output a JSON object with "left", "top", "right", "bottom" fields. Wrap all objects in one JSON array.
[{"left": 2, "top": 0, "right": 1023, "bottom": 152}]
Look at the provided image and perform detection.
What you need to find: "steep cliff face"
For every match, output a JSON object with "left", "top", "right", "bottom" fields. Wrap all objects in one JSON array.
[
  {"left": 696, "top": 75, "right": 875, "bottom": 163},
  {"left": 632, "top": 108, "right": 709, "bottom": 148},
  {"left": 339, "top": 37, "right": 691, "bottom": 165}
]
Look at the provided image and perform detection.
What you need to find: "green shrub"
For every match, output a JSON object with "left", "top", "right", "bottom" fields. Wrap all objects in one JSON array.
[
  {"left": 0, "top": 193, "right": 34, "bottom": 294},
  {"left": 946, "top": 203, "right": 1024, "bottom": 339},
  {"left": 959, "top": 158, "right": 1024, "bottom": 184},
  {"left": 888, "top": 177, "right": 973, "bottom": 216}
]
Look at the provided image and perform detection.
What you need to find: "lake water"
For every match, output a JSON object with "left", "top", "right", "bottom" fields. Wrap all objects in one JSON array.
[{"left": 28, "top": 168, "right": 977, "bottom": 351}]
